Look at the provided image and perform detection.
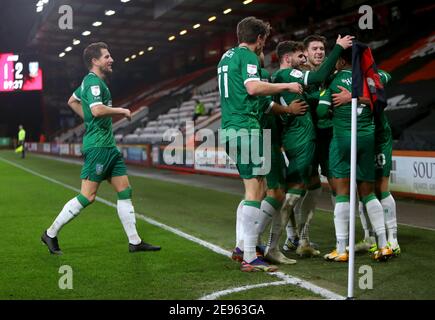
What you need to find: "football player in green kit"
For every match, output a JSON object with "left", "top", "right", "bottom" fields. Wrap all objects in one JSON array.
[
  {"left": 331, "top": 68, "right": 400, "bottom": 256},
  {"left": 257, "top": 53, "right": 308, "bottom": 265},
  {"left": 266, "top": 35, "right": 353, "bottom": 258},
  {"left": 318, "top": 49, "right": 393, "bottom": 262},
  {"left": 219, "top": 17, "right": 304, "bottom": 272},
  {"left": 283, "top": 35, "right": 338, "bottom": 256},
  {"left": 42, "top": 42, "right": 161, "bottom": 255}
]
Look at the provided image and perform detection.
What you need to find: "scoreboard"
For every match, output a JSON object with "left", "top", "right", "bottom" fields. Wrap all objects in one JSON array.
[{"left": 0, "top": 53, "right": 43, "bottom": 92}]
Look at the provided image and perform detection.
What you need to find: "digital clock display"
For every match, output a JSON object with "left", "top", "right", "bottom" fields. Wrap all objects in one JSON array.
[{"left": 0, "top": 53, "right": 43, "bottom": 92}]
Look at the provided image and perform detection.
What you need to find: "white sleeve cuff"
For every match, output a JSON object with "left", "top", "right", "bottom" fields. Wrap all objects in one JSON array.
[
  {"left": 319, "top": 100, "right": 331, "bottom": 106},
  {"left": 244, "top": 78, "right": 260, "bottom": 85},
  {"left": 89, "top": 102, "right": 103, "bottom": 108},
  {"left": 72, "top": 93, "right": 81, "bottom": 101}
]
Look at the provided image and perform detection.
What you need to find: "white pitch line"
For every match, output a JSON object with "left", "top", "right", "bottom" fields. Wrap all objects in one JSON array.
[
  {"left": 199, "top": 281, "right": 288, "bottom": 300},
  {"left": 0, "top": 156, "right": 345, "bottom": 300}
]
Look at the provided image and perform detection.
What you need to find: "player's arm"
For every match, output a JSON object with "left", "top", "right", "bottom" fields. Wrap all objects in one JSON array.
[
  {"left": 91, "top": 104, "right": 131, "bottom": 120},
  {"left": 245, "top": 80, "right": 303, "bottom": 96},
  {"left": 271, "top": 99, "right": 308, "bottom": 115},
  {"left": 332, "top": 86, "right": 371, "bottom": 107},
  {"left": 305, "top": 35, "right": 354, "bottom": 85},
  {"left": 67, "top": 95, "right": 84, "bottom": 119},
  {"left": 84, "top": 81, "right": 131, "bottom": 120},
  {"left": 317, "top": 89, "right": 333, "bottom": 118},
  {"left": 241, "top": 53, "right": 303, "bottom": 96}
]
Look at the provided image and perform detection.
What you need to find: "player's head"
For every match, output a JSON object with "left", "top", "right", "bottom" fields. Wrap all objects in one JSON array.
[
  {"left": 276, "top": 41, "right": 306, "bottom": 68},
  {"left": 19, "top": 125, "right": 23, "bottom": 130},
  {"left": 237, "top": 17, "right": 271, "bottom": 55},
  {"left": 83, "top": 42, "right": 114, "bottom": 75},
  {"left": 336, "top": 47, "right": 352, "bottom": 71},
  {"left": 303, "top": 34, "right": 326, "bottom": 67}
]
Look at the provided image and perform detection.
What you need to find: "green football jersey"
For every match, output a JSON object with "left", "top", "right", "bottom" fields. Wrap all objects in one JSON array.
[
  {"left": 271, "top": 44, "right": 343, "bottom": 148},
  {"left": 272, "top": 67, "right": 316, "bottom": 147},
  {"left": 318, "top": 69, "right": 374, "bottom": 137},
  {"left": 218, "top": 46, "right": 262, "bottom": 134},
  {"left": 73, "top": 72, "right": 115, "bottom": 151}
]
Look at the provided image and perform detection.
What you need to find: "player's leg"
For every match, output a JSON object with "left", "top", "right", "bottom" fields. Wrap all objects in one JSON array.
[
  {"left": 258, "top": 146, "right": 285, "bottom": 245},
  {"left": 281, "top": 146, "right": 307, "bottom": 253},
  {"left": 227, "top": 135, "right": 277, "bottom": 272},
  {"left": 356, "top": 149, "right": 376, "bottom": 253},
  {"left": 375, "top": 138, "right": 400, "bottom": 255},
  {"left": 283, "top": 209, "right": 299, "bottom": 251},
  {"left": 42, "top": 148, "right": 103, "bottom": 254},
  {"left": 42, "top": 180, "right": 97, "bottom": 255},
  {"left": 358, "top": 182, "right": 392, "bottom": 260},
  {"left": 294, "top": 141, "right": 320, "bottom": 257},
  {"left": 263, "top": 187, "right": 297, "bottom": 264},
  {"left": 355, "top": 198, "right": 376, "bottom": 252},
  {"left": 109, "top": 149, "right": 160, "bottom": 252},
  {"left": 377, "top": 177, "right": 400, "bottom": 255},
  {"left": 324, "top": 178, "right": 350, "bottom": 262},
  {"left": 231, "top": 199, "right": 245, "bottom": 262},
  {"left": 240, "top": 177, "right": 278, "bottom": 272},
  {"left": 324, "top": 136, "right": 350, "bottom": 262},
  {"left": 357, "top": 135, "right": 392, "bottom": 260}
]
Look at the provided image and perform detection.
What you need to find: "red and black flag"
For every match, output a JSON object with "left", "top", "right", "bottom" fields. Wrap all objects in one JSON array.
[{"left": 351, "top": 41, "right": 387, "bottom": 114}]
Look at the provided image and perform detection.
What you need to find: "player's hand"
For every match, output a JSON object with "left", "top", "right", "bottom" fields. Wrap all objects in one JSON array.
[
  {"left": 287, "top": 82, "right": 303, "bottom": 94},
  {"left": 332, "top": 85, "right": 351, "bottom": 107},
  {"left": 123, "top": 109, "right": 132, "bottom": 121},
  {"left": 336, "top": 35, "right": 354, "bottom": 50},
  {"left": 288, "top": 99, "right": 308, "bottom": 115}
]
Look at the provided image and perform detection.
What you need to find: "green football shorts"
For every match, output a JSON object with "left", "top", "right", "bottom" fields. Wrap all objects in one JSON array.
[
  {"left": 284, "top": 140, "right": 316, "bottom": 185},
  {"left": 329, "top": 134, "right": 375, "bottom": 182},
  {"left": 225, "top": 134, "right": 265, "bottom": 180},
  {"left": 80, "top": 147, "right": 127, "bottom": 182},
  {"left": 266, "top": 145, "right": 286, "bottom": 189}
]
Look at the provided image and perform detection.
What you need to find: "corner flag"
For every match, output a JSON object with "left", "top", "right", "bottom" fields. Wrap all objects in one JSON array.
[{"left": 351, "top": 41, "right": 387, "bottom": 113}]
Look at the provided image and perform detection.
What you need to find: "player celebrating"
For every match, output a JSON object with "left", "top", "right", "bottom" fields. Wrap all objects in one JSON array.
[
  {"left": 41, "top": 42, "right": 161, "bottom": 255},
  {"left": 318, "top": 49, "right": 393, "bottom": 262},
  {"left": 218, "top": 17, "right": 303, "bottom": 272},
  {"left": 283, "top": 35, "right": 336, "bottom": 254},
  {"left": 267, "top": 36, "right": 353, "bottom": 258},
  {"left": 331, "top": 69, "right": 400, "bottom": 255},
  {"left": 232, "top": 53, "right": 308, "bottom": 266}
]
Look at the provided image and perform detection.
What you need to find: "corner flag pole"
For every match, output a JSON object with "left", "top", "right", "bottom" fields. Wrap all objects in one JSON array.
[
  {"left": 347, "top": 96, "right": 358, "bottom": 299},
  {"left": 348, "top": 41, "right": 361, "bottom": 299}
]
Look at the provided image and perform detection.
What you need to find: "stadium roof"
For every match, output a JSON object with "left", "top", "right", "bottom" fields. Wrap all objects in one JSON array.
[{"left": 25, "top": 0, "right": 291, "bottom": 64}]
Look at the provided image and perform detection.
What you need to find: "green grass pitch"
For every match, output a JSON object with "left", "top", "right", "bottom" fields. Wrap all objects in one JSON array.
[{"left": 0, "top": 150, "right": 434, "bottom": 300}]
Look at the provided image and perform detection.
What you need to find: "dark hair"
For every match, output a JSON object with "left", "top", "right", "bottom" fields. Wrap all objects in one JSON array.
[
  {"left": 83, "top": 42, "right": 109, "bottom": 70},
  {"left": 303, "top": 34, "right": 327, "bottom": 50},
  {"left": 340, "top": 47, "right": 353, "bottom": 65},
  {"left": 237, "top": 17, "right": 270, "bottom": 44},
  {"left": 276, "top": 41, "right": 305, "bottom": 63}
]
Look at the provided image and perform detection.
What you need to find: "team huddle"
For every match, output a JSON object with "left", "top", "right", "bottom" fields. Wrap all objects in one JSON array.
[{"left": 219, "top": 17, "right": 400, "bottom": 272}]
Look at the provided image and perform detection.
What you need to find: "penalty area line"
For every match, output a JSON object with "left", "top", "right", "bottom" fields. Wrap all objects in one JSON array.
[{"left": 0, "top": 156, "right": 345, "bottom": 300}]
